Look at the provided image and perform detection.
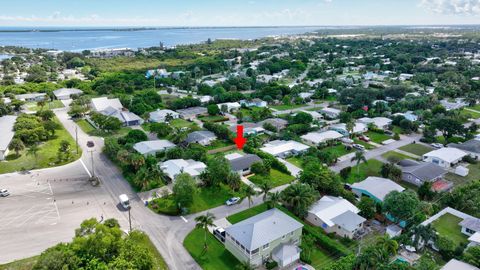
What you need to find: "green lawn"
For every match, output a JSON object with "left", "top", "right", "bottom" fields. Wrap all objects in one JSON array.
[
  {"left": 248, "top": 169, "right": 295, "bottom": 187},
  {"left": 460, "top": 109, "right": 480, "bottom": 120},
  {"left": 286, "top": 156, "right": 304, "bottom": 168},
  {"left": 345, "top": 159, "right": 384, "bottom": 184},
  {"left": 365, "top": 131, "right": 391, "bottom": 144},
  {"left": 76, "top": 118, "right": 131, "bottom": 138},
  {"left": 227, "top": 203, "right": 269, "bottom": 224},
  {"left": 322, "top": 144, "right": 353, "bottom": 157},
  {"left": 198, "top": 115, "right": 229, "bottom": 123},
  {"left": 382, "top": 151, "right": 415, "bottom": 161},
  {"left": 310, "top": 247, "right": 335, "bottom": 270},
  {"left": 445, "top": 162, "right": 480, "bottom": 186},
  {"left": 392, "top": 126, "right": 404, "bottom": 134},
  {"left": 0, "top": 117, "right": 82, "bottom": 174},
  {"left": 469, "top": 105, "right": 480, "bottom": 112},
  {"left": 399, "top": 143, "right": 434, "bottom": 156},
  {"left": 27, "top": 100, "right": 64, "bottom": 111},
  {"left": 270, "top": 103, "right": 306, "bottom": 111},
  {"left": 184, "top": 228, "right": 240, "bottom": 270},
  {"left": 150, "top": 184, "right": 240, "bottom": 215},
  {"left": 169, "top": 118, "right": 197, "bottom": 129},
  {"left": 76, "top": 119, "right": 96, "bottom": 134},
  {"left": 0, "top": 256, "right": 38, "bottom": 270},
  {"left": 432, "top": 213, "right": 469, "bottom": 247},
  {"left": 206, "top": 140, "right": 235, "bottom": 151}
]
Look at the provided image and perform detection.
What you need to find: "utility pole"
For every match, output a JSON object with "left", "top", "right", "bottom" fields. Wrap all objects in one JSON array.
[
  {"left": 128, "top": 208, "right": 132, "bottom": 232},
  {"left": 90, "top": 150, "right": 95, "bottom": 177}
]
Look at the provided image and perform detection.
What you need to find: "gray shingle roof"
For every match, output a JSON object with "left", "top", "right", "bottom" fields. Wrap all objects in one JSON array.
[
  {"left": 449, "top": 140, "right": 480, "bottom": 154},
  {"left": 185, "top": 131, "right": 216, "bottom": 143},
  {"left": 331, "top": 210, "right": 366, "bottom": 232},
  {"left": 225, "top": 208, "right": 303, "bottom": 251},
  {"left": 400, "top": 160, "right": 447, "bottom": 181},
  {"left": 229, "top": 154, "right": 262, "bottom": 171}
]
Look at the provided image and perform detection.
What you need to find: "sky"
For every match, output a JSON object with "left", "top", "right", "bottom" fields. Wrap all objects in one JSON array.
[{"left": 0, "top": 0, "right": 479, "bottom": 27}]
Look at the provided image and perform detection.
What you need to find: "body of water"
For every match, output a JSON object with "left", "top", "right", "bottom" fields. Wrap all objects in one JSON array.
[{"left": 0, "top": 26, "right": 320, "bottom": 51}]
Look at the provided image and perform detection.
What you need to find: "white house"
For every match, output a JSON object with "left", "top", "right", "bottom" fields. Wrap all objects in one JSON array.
[
  {"left": 0, "top": 115, "right": 17, "bottom": 160},
  {"left": 329, "top": 123, "right": 368, "bottom": 136},
  {"left": 185, "top": 131, "right": 217, "bottom": 146},
  {"left": 301, "top": 130, "right": 344, "bottom": 146},
  {"left": 90, "top": 97, "right": 143, "bottom": 126},
  {"left": 357, "top": 117, "right": 392, "bottom": 129},
  {"left": 260, "top": 140, "right": 310, "bottom": 158},
  {"left": 320, "top": 107, "right": 341, "bottom": 119},
  {"left": 240, "top": 99, "right": 268, "bottom": 108},
  {"left": 351, "top": 177, "right": 405, "bottom": 203},
  {"left": 441, "top": 259, "right": 479, "bottom": 270},
  {"left": 422, "top": 148, "right": 468, "bottom": 168},
  {"left": 299, "top": 110, "right": 323, "bottom": 121},
  {"left": 306, "top": 196, "right": 366, "bottom": 239},
  {"left": 133, "top": 140, "right": 175, "bottom": 156},
  {"left": 217, "top": 102, "right": 241, "bottom": 113},
  {"left": 53, "top": 88, "right": 83, "bottom": 100},
  {"left": 90, "top": 97, "right": 123, "bottom": 112},
  {"left": 15, "top": 93, "right": 46, "bottom": 102},
  {"left": 159, "top": 159, "right": 207, "bottom": 181},
  {"left": 149, "top": 109, "right": 180, "bottom": 123}
]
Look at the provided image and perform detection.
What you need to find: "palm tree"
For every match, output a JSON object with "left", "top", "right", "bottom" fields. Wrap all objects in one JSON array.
[
  {"left": 377, "top": 234, "right": 399, "bottom": 256},
  {"left": 27, "top": 144, "right": 40, "bottom": 166},
  {"left": 346, "top": 120, "right": 355, "bottom": 138},
  {"left": 258, "top": 181, "right": 272, "bottom": 202},
  {"left": 280, "top": 183, "right": 318, "bottom": 218},
  {"left": 412, "top": 224, "right": 436, "bottom": 251},
  {"left": 195, "top": 212, "right": 215, "bottom": 251},
  {"left": 243, "top": 185, "right": 257, "bottom": 208},
  {"left": 266, "top": 191, "right": 281, "bottom": 209},
  {"left": 9, "top": 138, "right": 25, "bottom": 157},
  {"left": 129, "top": 154, "right": 145, "bottom": 171},
  {"left": 351, "top": 150, "right": 367, "bottom": 179}
]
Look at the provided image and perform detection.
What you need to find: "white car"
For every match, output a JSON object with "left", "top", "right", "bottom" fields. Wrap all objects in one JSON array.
[
  {"left": 352, "top": 144, "right": 366, "bottom": 151},
  {"left": 0, "top": 189, "right": 10, "bottom": 197},
  {"left": 225, "top": 197, "right": 240, "bottom": 206},
  {"left": 431, "top": 143, "right": 444, "bottom": 149},
  {"left": 119, "top": 194, "right": 130, "bottom": 209}
]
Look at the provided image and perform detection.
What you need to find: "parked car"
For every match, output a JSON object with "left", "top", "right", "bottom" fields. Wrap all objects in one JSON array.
[
  {"left": 87, "top": 141, "right": 95, "bottom": 148},
  {"left": 384, "top": 130, "right": 393, "bottom": 136},
  {"left": 352, "top": 144, "right": 366, "bottom": 151},
  {"left": 213, "top": 227, "right": 226, "bottom": 243},
  {"left": 225, "top": 197, "right": 240, "bottom": 206},
  {"left": 340, "top": 137, "right": 354, "bottom": 144},
  {"left": 0, "top": 189, "right": 10, "bottom": 197},
  {"left": 431, "top": 143, "right": 444, "bottom": 149},
  {"left": 358, "top": 135, "right": 371, "bottom": 142}
]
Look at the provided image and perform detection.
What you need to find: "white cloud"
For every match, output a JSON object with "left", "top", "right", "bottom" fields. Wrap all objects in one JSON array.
[{"left": 420, "top": 0, "right": 480, "bottom": 15}]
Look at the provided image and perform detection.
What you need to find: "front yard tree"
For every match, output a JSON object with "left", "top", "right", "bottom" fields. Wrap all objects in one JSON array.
[
  {"left": 195, "top": 212, "right": 215, "bottom": 252},
  {"left": 243, "top": 185, "right": 257, "bottom": 208},
  {"left": 280, "top": 183, "right": 318, "bottom": 218},
  {"left": 258, "top": 181, "right": 272, "bottom": 202},
  {"left": 9, "top": 138, "right": 25, "bottom": 157},
  {"left": 173, "top": 173, "right": 197, "bottom": 209},
  {"left": 358, "top": 197, "right": 376, "bottom": 219},
  {"left": 207, "top": 104, "right": 220, "bottom": 115},
  {"left": 202, "top": 156, "right": 230, "bottom": 187},
  {"left": 383, "top": 190, "right": 420, "bottom": 224},
  {"left": 27, "top": 144, "right": 40, "bottom": 166},
  {"left": 351, "top": 151, "right": 367, "bottom": 179}
]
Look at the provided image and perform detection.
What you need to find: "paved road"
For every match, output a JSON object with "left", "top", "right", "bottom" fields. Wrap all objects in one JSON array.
[
  {"left": 330, "top": 133, "right": 423, "bottom": 172},
  {"left": 271, "top": 102, "right": 329, "bottom": 116}
]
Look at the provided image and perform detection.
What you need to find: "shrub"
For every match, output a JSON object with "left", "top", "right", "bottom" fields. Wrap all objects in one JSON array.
[
  {"left": 339, "top": 166, "right": 351, "bottom": 180},
  {"left": 265, "top": 260, "right": 278, "bottom": 270}
]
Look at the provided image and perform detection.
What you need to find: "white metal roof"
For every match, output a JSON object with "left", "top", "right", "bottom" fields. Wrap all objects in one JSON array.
[
  {"left": 133, "top": 140, "right": 175, "bottom": 155},
  {"left": 423, "top": 147, "right": 468, "bottom": 163},
  {"left": 301, "top": 130, "right": 343, "bottom": 144},
  {"left": 351, "top": 176, "right": 405, "bottom": 202},
  {"left": 0, "top": 115, "right": 17, "bottom": 151},
  {"left": 159, "top": 159, "right": 207, "bottom": 180},
  {"left": 308, "top": 196, "right": 361, "bottom": 228},
  {"left": 260, "top": 140, "right": 309, "bottom": 156},
  {"left": 91, "top": 97, "right": 123, "bottom": 112}
]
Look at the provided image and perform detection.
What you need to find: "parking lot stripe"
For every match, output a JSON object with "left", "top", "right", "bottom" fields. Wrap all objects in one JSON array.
[{"left": 80, "top": 159, "right": 92, "bottom": 178}]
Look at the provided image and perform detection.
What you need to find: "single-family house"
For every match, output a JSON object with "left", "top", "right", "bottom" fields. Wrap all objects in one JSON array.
[
  {"left": 226, "top": 153, "right": 262, "bottom": 175},
  {"left": 259, "top": 118, "right": 288, "bottom": 131},
  {"left": 351, "top": 176, "right": 405, "bottom": 203},
  {"left": 468, "top": 232, "right": 480, "bottom": 247},
  {"left": 299, "top": 92, "right": 314, "bottom": 100},
  {"left": 225, "top": 208, "right": 303, "bottom": 268},
  {"left": 399, "top": 73, "right": 414, "bottom": 81},
  {"left": 260, "top": 140, "right": 310, "bottom": 158},
  {"left": 306, "top": 196, "right": 366, "bottom": 239},
  {"left": 53, "top": 88, "right": 83, "bottom": 100},
  {"left": 176, "top": 107, "right": 208, "bottom": 120},
  {"left": 320, "top": 107, "right": 341, "bottom": 119},
  {"left": 15, "top": 93, "right": 47, "bottom": 102},
  {"left": 185, "top": 131, "right": 217, "bottom": 146},
  {"left": 329, "top": 122, "right": 368, "bottom": 136},
  {"left": 441, "top": 259, "right": 479, "bottom": 270},
  {"left": 398, "top": 159, "right": 447, "bottom": 187},
  {"left": 133, "top": 140, "right": 176, "bottom": 156},
  {"left": 460, "top": 217, "right": 480, "bottom": 238},
  {"left": 149, "top": 109, "right": 180, "bottom": 123},
  {"left": 357, "top": 117, "right": 392, "bottom": 130},
  {"left": 422, "top": 148, "right": 468, "bottom": 168},
  {"left": 240, "top": 98, "right": 268, "bottom": 108},
  {"left": 299, "top": 110, "right": 323, "bottom": 121},
  {"left": 217, "top": 102, "right": 241, "bottom": 113},
  {"left": 159, "top": 159, "right": 207, "bottom": 181},
  {"left": 0, "top": 115, "right": 17, "bottom": 161},
  {"left": 90, "top": 97, "right": 144, "bottom": 126},
  {"left": 440, "top": 99, "right": 468, "bottom": 111},
  {"left": 448, "top": 140, "right": 480, "bottom": 159},
  {"left": 229, "top": 122, "right": 265, "bottom": 136},
  {"left": 301, "top": 130, "right": 344, "bottom": 146}
]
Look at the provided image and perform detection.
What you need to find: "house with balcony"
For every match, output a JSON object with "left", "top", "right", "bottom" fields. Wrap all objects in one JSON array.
[{"left": 224, "top": 208, "right": 303, "bottom": 268}]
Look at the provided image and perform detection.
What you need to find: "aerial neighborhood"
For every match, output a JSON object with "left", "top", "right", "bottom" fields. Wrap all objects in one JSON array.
[{"left": 1, "top": 23, "right": 480, "bottom": 270}]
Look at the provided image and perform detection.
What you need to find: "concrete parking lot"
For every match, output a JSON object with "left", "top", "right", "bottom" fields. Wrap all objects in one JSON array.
[{"left": 0, "top": 160, "right": 128, "bottom": 263}]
